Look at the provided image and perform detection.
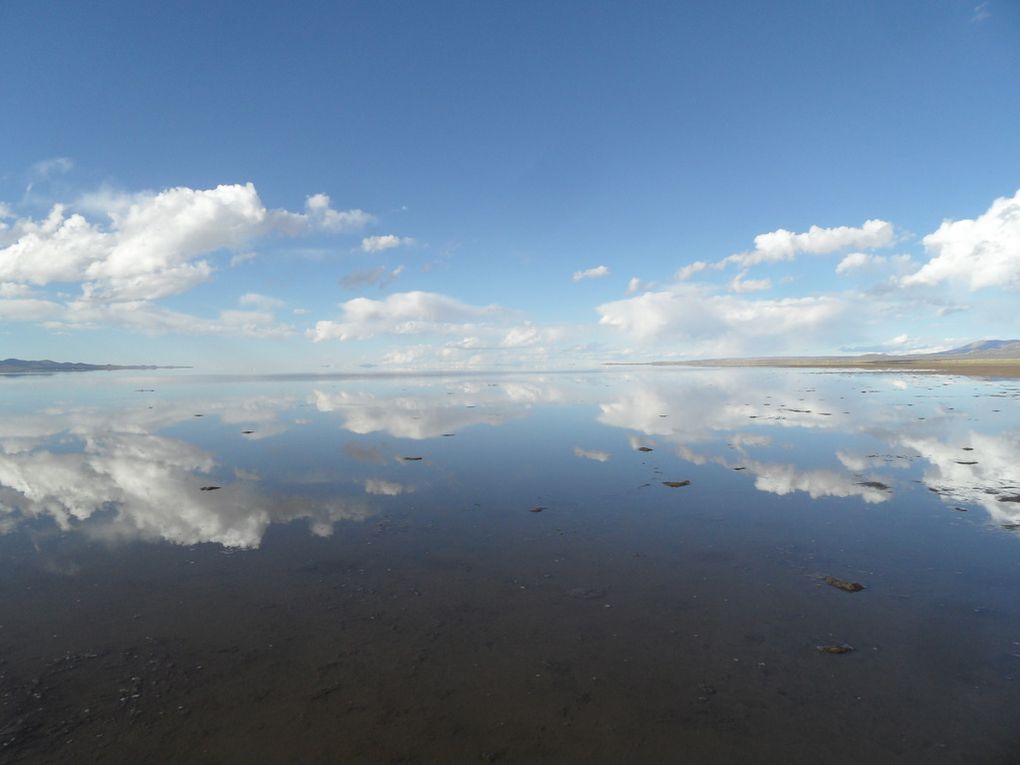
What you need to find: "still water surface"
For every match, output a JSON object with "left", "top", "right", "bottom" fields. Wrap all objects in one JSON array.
[{"left": 2, "top": 367, "right": 1020, "bottom": 763}]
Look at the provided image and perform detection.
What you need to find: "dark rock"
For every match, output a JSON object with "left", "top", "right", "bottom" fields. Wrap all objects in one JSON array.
[
  {"left": 857, "top": 481, "right": 889, "bottom": 490},
  {"left": 823, "top": 575, "right": 864, "bottom": 592},
  {"left": 816, "top": 644, "right": 854, "bottom": 654}
]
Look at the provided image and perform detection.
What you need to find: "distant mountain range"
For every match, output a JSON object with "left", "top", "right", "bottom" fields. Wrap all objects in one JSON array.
[
  {"left": 924, "top": 339, "right": 1020, "bottom": 359},
  {"left": 610, "top": 340, "right": 1020, "bottom": 374},
  {"left": 0, "top": 359, "right": 184, "bottom": 375}
]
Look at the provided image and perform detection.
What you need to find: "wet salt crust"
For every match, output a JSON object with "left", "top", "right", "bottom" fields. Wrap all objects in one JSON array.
[{"left": 1, "top": 367, "right": 1020, "bottom": 763}]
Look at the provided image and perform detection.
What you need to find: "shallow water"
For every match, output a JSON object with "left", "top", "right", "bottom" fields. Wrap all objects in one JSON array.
[{"left": 2, "top": 367, "right": 1020, "bottom": 763}]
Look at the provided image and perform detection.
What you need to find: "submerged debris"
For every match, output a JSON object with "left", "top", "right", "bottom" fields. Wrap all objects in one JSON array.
[
  {"left": 662, "top": 480, "right": 690, "bottom": 488},
  {"left": 823, "top": 575, "right": 864, "bottom": 592},
  {"left": 816, "top": 644, "right": 855, "bottom": 654},
  {"left": 199, "top": 486, "right": 221, "bottom": 492}
]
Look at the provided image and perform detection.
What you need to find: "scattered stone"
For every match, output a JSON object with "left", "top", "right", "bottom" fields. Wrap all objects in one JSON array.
[
  {"left": 199, "top": 486, "right": 221, "bottom": 492},
  {"left": 696, "top": 683, "right": 716, "bottom": 702},
  {"left": 823, "top": 575, "right": 864, "bottom": 592},
  {"left": 816, "top": 644, "right": 854, "bottom": 654},
  {"left": 857, "top": 481, "right": 889, "bottom": 490},
  {"left": 662, "top": 480, "right": 690, "bottom": 488}
]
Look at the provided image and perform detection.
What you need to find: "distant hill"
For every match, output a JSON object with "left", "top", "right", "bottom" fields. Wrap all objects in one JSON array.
[
  {"left": 609, "top": 340, "right": 1020, "bottom": 376},
  {"left": 925, "top": 340, "right": 1020, "bottom": 359},
  {"left": 0, "top": 358, "right": 183, "bottom": 375}
]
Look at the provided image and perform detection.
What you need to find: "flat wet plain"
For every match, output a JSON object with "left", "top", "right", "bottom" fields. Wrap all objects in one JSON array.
[{"left": 2, "top": 367, "right": 1020, "bottom": 763}]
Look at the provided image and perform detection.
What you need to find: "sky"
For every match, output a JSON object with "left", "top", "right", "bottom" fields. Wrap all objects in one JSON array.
[{"left": 1, "top": 0, "right": 1018, "bottom": 372}]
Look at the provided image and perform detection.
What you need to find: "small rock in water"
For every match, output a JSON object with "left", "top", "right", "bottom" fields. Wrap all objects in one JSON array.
[
  {"left": 529, "top": 506, "right": 545, "bottom": 513},
  {"left": 403, "top": 456, "right": 423, "bottom": 461},
  {"left": 953, "top": 506, "right": 968, "bottom": 512},
  {"left": 637, "top": 446, "right": 654, "bottom": 452},
  {"left": 241, "top": 430, "right": 255, "bottom": 434},
  {"left": 733, "top": 466, "right": 746, "bottom": 471},
  {"left": 955, "top": 461, "right": 978, "bottom": 465},
  {"left": 816, "top": 643, "right": 854, "bottom": 654},
  {"left": 823, "top": 575, "right": 864, "bottom": 592},
  {"left": 200, "top": 486, "right": 221, "bottom": 492},
  {"left": 662, "top": 480, "right": 690, "bottom": 488}
]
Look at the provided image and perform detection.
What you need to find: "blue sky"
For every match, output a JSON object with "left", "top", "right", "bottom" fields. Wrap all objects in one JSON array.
[{"left": 1, "top": 0, "right": 1018, "bottom": 371}]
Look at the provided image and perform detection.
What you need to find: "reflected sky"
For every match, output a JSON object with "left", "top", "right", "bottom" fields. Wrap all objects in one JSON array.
[{"left": 0, "top": 368, "right": 1018, "bottom": 550}]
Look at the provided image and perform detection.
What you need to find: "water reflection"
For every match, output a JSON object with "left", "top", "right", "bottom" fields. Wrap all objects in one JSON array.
[
  {"left": 0, "top": 370, "right": 1018, "bottom": 550},
  {"left": 0, "top": 397, "right": 374, "bottom": 547},
  {"left": 595, "top": 369, "right": 1020, "bottom": 524}
]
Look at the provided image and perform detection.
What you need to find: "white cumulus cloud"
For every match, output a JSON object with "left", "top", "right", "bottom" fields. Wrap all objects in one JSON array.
[
  {"left": 678, "top": 220, "right": 895, "bottom": 280},
  {"left": 597, "top": 285, "right": 846, "bottom": 352},
  {"left": 238, "top": 292, "right": 285, "bottom": 309},
  {"left": 310, "top": 290, "right": 503, "bottom": 342},
  {"left": 361, "top": 234, "right": 414, "bottom": 252},
  {"left": 0, "top": 183, "right": 372, "bottom": 336},
  {"left": 729, "top": 270, "right": 772, "bottom": 293},
  {"left": 902, "top": 189, "right": 1020, "bottom": 290}
]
